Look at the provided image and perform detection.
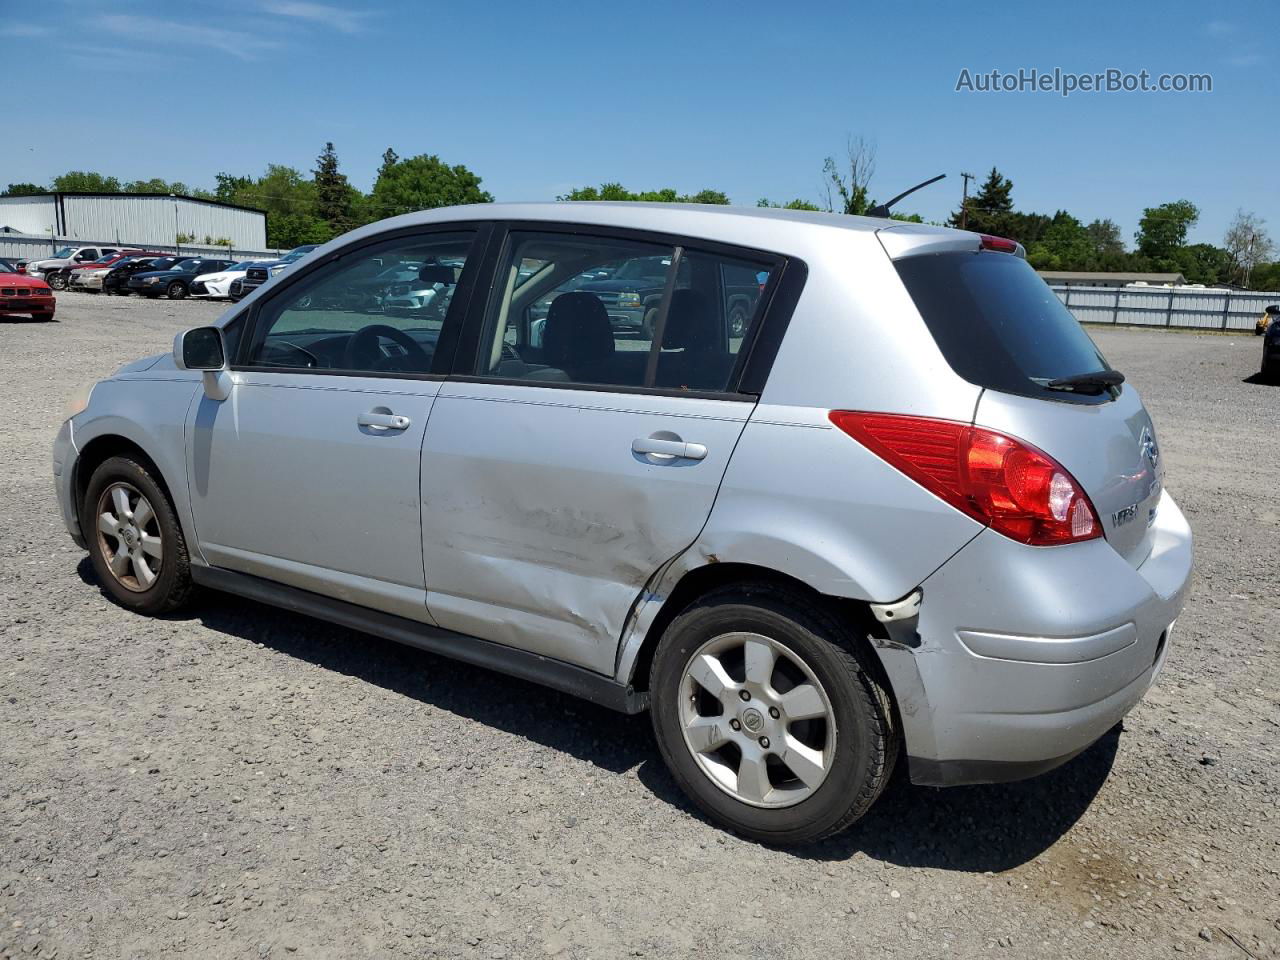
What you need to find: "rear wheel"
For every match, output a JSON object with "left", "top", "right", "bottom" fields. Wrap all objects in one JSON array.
[
  {"left": 650, "top": 583, "right": 897, "bottom": 845},
  {"left": 166, "top": 281, "right": 187, "bottom": 300},
  {"left": 83, "top": 456, "right": 193, "bottom": 615}
]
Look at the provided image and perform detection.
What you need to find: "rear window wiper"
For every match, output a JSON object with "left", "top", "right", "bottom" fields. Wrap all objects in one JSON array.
[{"left": 1042, "top": 370, "right": 1125, "bottom": 395}]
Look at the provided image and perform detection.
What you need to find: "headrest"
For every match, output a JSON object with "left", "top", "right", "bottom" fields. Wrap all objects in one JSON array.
[
  {"left": 543, "top": 292, "right": 614, "bottom": 370},
  {"left": 661, "top": 289, "right": 717, "bottom": 352}
]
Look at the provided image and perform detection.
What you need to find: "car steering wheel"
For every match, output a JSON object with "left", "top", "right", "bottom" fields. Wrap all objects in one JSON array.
[{"left": 343, "top": 324, "right": 432, "bottom": 372}]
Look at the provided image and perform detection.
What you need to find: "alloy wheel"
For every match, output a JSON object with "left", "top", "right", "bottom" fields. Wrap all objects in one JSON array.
[
  {"left": 95, "top": 482, "right": 163, "bottom": 592},
  {"left": 678, "top": 631, "right": 836, "bottom": 808}
]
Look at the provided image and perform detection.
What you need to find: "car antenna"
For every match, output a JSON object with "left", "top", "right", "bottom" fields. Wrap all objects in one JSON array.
[{"left": 865, "top": 173, "right": 946, "bottom": 219}]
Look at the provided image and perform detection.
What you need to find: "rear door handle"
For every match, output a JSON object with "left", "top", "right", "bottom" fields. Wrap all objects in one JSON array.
[
  {"left": 631, "top": 437, "right": 708, "bottom": 461},
  {"left": 358, "top": 412, "right": 411, "bottom": 431}
]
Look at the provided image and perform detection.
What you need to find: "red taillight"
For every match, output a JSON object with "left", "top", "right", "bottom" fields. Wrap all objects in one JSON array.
[
  {"left": 979, "top": 234, "right": 1018, "bottom": 253},
  {"left": 829, "top": 411, "right": 1101, "bottom": 546}
]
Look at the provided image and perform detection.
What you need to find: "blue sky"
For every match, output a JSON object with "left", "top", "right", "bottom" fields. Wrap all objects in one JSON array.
[{"left": 2, "top": 0, "right": 1276, "bottom": 245}]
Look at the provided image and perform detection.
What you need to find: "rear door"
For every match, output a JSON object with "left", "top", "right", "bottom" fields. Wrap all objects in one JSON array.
[
  {"left": 420, "top": 226, "right": 785, "bottom": 674},
  {"left": 891, "top": 245, "right": 1161, "bottom": 566}
]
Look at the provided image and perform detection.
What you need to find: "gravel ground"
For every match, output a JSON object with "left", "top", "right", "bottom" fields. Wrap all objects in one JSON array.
[{"left": 2, "top": 293, "right": 1277, "bottom": 960}]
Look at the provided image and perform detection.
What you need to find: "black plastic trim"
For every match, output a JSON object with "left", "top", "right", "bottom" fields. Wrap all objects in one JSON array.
[
  {"left": 190, "top": 565, "right": 650, "bottom": 715},
  {"left": 907, "top": 744, "right": 1091, "bottom": 787},
  {"left": 738, "top": 257, "right": 808, "bottom": 395}
]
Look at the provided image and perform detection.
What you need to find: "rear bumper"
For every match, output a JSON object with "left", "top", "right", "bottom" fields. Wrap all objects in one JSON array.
[{"left": 876, "top": 490, "right": 1192, "bottom": 786}]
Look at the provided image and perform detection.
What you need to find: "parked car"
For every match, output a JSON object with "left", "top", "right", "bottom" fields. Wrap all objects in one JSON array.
[
  {"left": 53, "top": 204, "right": 1193, "bottom": 844},
  {"left": 127, "top": 258, "right": 236, "bottom": 299},
  {"left": 64, "top": 250, "right": 169, "bottom": 292},
  {"left": 229, "top": 244, "right": 319, "bottom": 301},
  {"left": 101, "top": 256, "right": 186, "bottom": 296},
  {"left": 0, "top": 257, "right": 55, "bottom": 320},
  {"left": 27, "top": 246, "right": 122, "bottom": 289},
  {"left": 1255, "top": 304, "right": 1279, "bottom": 336},
  {"left": 190, "top": 262, "right": 269, "bottom": 300},
  {"left": 1262, "top": 313, "right": 1280, "bottom": 381}
]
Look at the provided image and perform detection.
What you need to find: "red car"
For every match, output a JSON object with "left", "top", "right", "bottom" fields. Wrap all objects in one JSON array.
[{"left": 0, "top": 258, "right": 56, "bottom": 320}]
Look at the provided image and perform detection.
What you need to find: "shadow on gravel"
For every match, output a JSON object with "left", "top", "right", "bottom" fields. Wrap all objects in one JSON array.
[
  {"left": 77, "top": 556, "right": 1117, "bottom": 870},
  {"left": 0, "top": 315, "right": 58, "bottom": 323},
  {"left": 1241, "top": 372, "right": 1276, "bottom": 386}
]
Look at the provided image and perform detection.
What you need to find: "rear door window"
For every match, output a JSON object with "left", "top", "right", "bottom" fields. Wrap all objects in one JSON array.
[{"left": 893, "top": 250, "right": 1111, "bottom": 402}]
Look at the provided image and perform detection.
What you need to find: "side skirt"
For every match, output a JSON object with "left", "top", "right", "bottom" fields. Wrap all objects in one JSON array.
[{"left": 190, "top": 565, "right": 650, "bottom": 715}]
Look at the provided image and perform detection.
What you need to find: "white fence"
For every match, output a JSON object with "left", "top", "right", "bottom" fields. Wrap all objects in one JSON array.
[
  {"left": 1052, "top": 284, "right": 1279, "bottom": 332},
  {"left": 0, "top": 233, "right": 282, "bottom": 264}
]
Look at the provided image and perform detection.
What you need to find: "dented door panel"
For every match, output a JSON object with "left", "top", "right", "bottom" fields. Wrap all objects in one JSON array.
[{"left": 420, "top": 381, "right": 753, "bottom": 675}]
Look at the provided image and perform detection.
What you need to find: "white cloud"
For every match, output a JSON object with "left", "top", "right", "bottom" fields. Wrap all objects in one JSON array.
[
  {"left": 96, "top": 14, "right": 280, "bottom": 60},
  {"left": 1205, "top": 20, "right": 1237, "bottom": 36},
  {"left": 261, "top": 1, "right": 373, "bottom": 33}
]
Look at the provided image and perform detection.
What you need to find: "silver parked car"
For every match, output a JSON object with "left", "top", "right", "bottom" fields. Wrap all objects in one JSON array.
[{"left": 53, "top": 203, "right": 1193, "bottom": 844}]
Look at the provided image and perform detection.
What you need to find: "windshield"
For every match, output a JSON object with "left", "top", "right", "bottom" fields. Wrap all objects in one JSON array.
[
  {"left": 281, "top": 245, "right": 318, "bottom": 264},
  {"left": 90, "top": 253, "right": 118, "bottom": 265},
  {"left": 0, "top": 258, "right": 17, "bottom": 274},
  {"left": 51, "top": 247, "right": 75, "bottom": 259},
  {"left": 893, "top": 250, "right": 1110, "bottom": 402}
]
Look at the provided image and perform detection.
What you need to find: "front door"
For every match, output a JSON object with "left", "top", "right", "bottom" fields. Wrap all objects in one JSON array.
[
  {"left": 187, "top": 229, "right": 480, "bottom": 622},
  {"left": 421, "top": 229, "right": 780, "bottom": 674}
]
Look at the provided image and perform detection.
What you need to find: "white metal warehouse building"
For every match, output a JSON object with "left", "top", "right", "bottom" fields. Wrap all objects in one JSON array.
[{"left": 0, "top": 193, "right": 267, "bottom": 251}]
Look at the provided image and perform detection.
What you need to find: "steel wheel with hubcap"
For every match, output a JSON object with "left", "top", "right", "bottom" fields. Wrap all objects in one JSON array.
[
  {"left": 95, "top": 482, "right": 163, "bottom": 592},
  {"left": 650, "top": 582, "right": 897, "bottom": 845},
  {"left": 679, "top": 631, "right": 836, "bottom": 807}
]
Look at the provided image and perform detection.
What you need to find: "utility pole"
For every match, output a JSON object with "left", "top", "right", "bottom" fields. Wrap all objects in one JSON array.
[
  {"left": 960, "top": 172, "right": 975, "bottom": 230},
  {"left": 1243, "top": 233, "right": 1257, "bottom": 289}
]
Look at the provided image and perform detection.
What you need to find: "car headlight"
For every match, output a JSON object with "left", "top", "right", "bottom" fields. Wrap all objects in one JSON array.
[
  {"left": 616, "top": 292, "right": 642, "bottom": 306},
  {"left": 63, "top": 381, "right": 96, "bottom": 420},
  {"left": 144, "top": 276, "right": 160, "bottom": 284},
  {"left": 271, "top": 265, "right": 286, "bottom": 276}
]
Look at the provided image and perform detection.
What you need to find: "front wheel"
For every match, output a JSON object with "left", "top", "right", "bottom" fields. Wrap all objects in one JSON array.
[
  {"left": 83, "top": 455, "right": 194, "bottom": 615},
  {"left": 650, "top": 583, "right": 897, "bottom": 845},
  {"left": 47, "top": 272, "right": 68, "bottom": 290},
  {"left": 166, "top": 281, "right": 187, "bottom": 300}
]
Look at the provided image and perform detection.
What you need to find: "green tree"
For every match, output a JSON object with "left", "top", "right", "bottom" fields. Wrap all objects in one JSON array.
[
  {"left": 1025, "top": 211, "right": 1093, "bottom": 270},
  {"left": 220, "top": 164, "right": 329, "bottom": 248},
  {"left": 1135, "top": 200, "right": 1199, "bottom": 261},
  {"left": 950, "top": 167, "right": 1014, "bottom": 235},
  {"left": 558, "top": 183, "right": 729, "bottom": 203},
  {"left": 369, "top": 153, "right": 492, "bottom": 218},
  {"left": 821, "top": 136, "right": 877, "bottom": 215},
  {"left": 3, "top": 183, "right": 45, "bottom": 196},
  {"left": 51, "top": 170, "right": 122, "bottom": 193},
  {"left": 313, "top": 142, "right": 355, "bottom": 237},
  {"left": 757, "top": 197, "right": 823, "bottom": 211},
  {"left": 1173, "top": 243, "right": 1231, "bottom": 285},
  {"left": 1085, "top": 218, "right": 1125, "bottom": 257}
]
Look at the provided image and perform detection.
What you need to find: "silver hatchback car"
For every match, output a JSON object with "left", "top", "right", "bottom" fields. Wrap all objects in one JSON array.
[{"left": 53, "top": 203, "right": 1193, "bottom": 844}]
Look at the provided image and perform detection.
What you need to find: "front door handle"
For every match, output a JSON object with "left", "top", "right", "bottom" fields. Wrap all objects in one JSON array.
[
  {"left": 632, "top": 436, "right": 708, "bottom": 461},
  {"left": 358, "top": 411, "right": 411, "bottom": 431}
]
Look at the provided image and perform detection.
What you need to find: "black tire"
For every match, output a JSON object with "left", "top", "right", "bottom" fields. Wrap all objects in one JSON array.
[
  {"left": 650, "top": 582, "right": 898, "bottom": 845},
  {"left": 48, "top": 272, "right": 68, "bottom": 290},
  {"left": 166, "top": 281, "right": 187, "bottom": 300},
  {"left": 729, "top": 305, "right": 749, "bottom": 338},
  {"left": 33, "top": 312, "right": 54, "bottom": 322},
  {"left": 82, "top": 455, "right": 194, "bottom": 615}
]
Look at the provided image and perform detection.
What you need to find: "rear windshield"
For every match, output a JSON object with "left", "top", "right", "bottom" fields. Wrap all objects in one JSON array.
[{"left": 894, "top": 250, "right": 1111, "bottom": 402}]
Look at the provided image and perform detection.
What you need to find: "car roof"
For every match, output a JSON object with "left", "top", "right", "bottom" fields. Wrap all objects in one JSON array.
[{"left": 318, "top": 202, "right": 975, "bottom": 261}]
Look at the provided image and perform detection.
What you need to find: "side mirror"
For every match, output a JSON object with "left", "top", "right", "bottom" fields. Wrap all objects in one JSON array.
[
  {"left": 174, "top": 326, "right": 232, "bottom": 402},
  {"left": 174, "top": 326, "right": 225, "bottom": 370}
]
